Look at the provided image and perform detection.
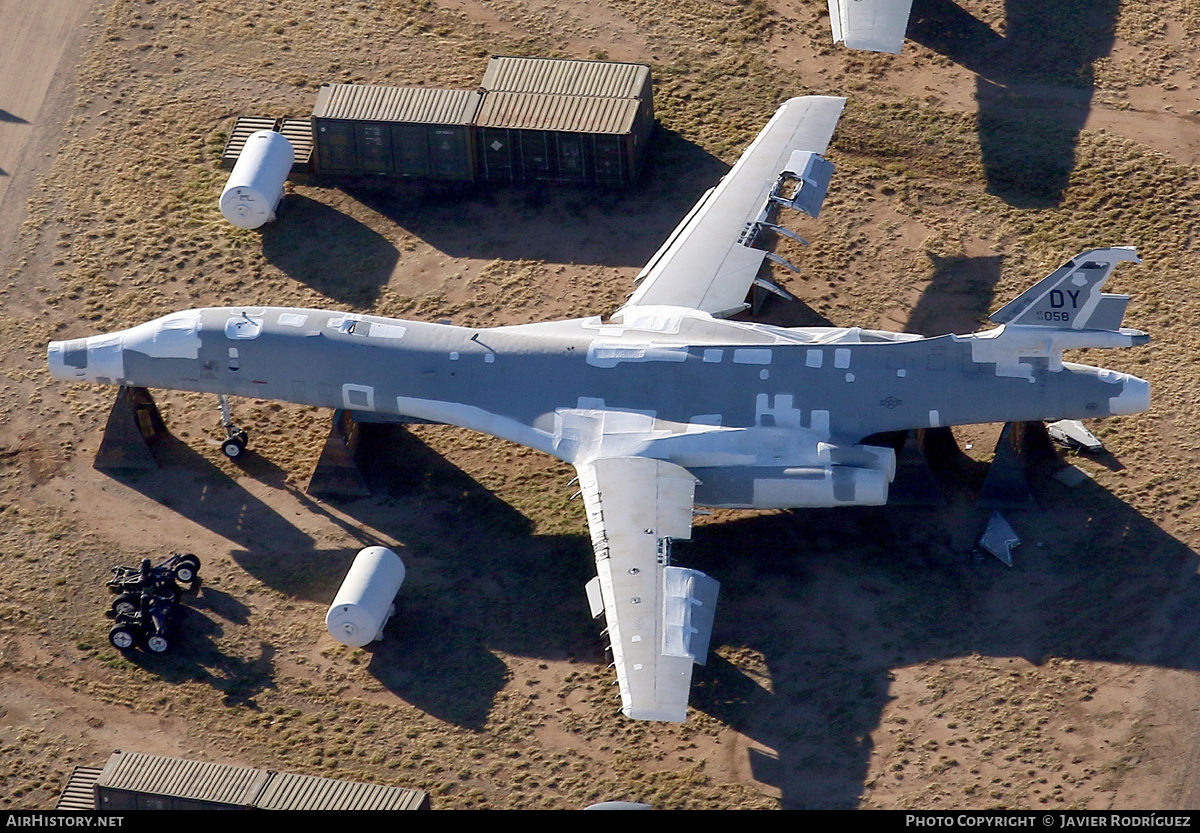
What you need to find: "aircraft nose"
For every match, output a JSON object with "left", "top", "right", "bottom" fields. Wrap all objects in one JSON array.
[
  {"left": 47, "top": 334, "right": 126, "bottom": 383},
  {"left": 1109, "top": 374, "right": 1150, "bottom": 415}
]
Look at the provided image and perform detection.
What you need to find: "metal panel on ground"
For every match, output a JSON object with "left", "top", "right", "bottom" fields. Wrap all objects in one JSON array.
[
  {"left": 220, "top": 117, "right": 279, "bottom": 169},
  {"left": 279, "top": 117, "right": 314, "bottom": 172}
]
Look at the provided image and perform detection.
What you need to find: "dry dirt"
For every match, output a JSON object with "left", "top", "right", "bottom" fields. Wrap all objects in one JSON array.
[{"left": 1, "top": 0, "right": 1200, "bottom": 811}]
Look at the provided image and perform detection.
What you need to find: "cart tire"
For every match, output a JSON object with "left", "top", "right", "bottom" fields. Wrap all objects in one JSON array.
[
  {"left": 109, "top": 625, "right": 139, "bottom": 651},
  {"left": 111, "top": 594, "right": 138, "bottom": 619}
]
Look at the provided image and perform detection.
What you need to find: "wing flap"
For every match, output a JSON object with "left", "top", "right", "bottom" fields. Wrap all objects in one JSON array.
[
  {"left": 616, "top": 96, "right": 846, "bottom": 319},
  {"left": 576, "top": 456, "right": 719, "bottom": 722}
]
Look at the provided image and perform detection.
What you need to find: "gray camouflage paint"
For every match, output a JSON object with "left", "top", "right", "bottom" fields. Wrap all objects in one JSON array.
[{"left": 48, "top": 283, "right": 1148, "bottom": 508}]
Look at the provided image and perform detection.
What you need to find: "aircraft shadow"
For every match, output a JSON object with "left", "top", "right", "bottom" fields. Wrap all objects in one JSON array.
[
  {"left": 0, "top": 109, "right": 28, "bottom": 123},
  {"left": 260, "top": 193, "right": 399, "bottom": 306},
  {"left": 340, "top": 127, "right": 728, "bottom": 270},
  {"left": 908, "top": 0, "right": 1121, "bottom": 207},
  {"left": 680, "top": 462, "right": 1198, "bottom": 808},
  {"left": 107, "top": 426, "right": 596, "bottom": 730},
  {"left": 106, "top": 419, "right": 1198, "bottom": 799},
  {"left": 904, "top": 252, "right": 1004, "bottom": 336}
]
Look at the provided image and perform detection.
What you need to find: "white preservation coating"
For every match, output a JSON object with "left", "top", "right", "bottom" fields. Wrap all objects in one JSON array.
[
  {"left": 219, "top": 130, "right": 294, "bottom": 229},
  {"left": 325, "top": 547, "right": 406, "bottom": 647}
]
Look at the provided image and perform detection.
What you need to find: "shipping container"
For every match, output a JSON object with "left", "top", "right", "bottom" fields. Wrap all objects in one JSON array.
[
  {"left": 85, "top": 751, "right": 429, "bottom": 811},
  {"left": 475, "top": 91, "right": 650, "bottom": 185},
  {"left": 481, "top": 55, "right": 652, "bottom": 100},
  {"left": 311, "top": 84, "right": 480, "bottom": 181},
  {"left": 478, "top": 56, "right": 654, "bottom": 185},
  {"left": 94, "top": 751, "right": 269, "bottom": 810}
]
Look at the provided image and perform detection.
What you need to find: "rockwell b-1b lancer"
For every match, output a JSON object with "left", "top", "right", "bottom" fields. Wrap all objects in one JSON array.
[{"left": 48, "top": 96, "right": 1149, "bottom": 722}]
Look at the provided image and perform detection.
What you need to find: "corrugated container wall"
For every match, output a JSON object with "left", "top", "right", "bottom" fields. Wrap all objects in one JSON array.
[
  {"left": 311, "top": 84, "right": 481, "bottom": 181},
  {"left": 477, "top": 57, "right": 654, "bottom": 186},
  {"left": 306, "top": 58, "right": 654, "bottom": 186},
  {"left": 90, "top": 750, "right": 429, "bottom": 811},
  {"left": 94, "top": 751, "right": 268, "bottom": 810}
]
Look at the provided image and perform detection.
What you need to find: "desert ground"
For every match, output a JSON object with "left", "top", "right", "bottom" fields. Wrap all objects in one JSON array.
[{"left": 1, "top": 0, "right": 1199, "bottom": 811}]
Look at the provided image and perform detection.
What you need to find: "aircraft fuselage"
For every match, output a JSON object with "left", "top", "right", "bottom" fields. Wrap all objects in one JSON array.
[{"left": 48, "top": 305, "right": 1148, "bottom": 507}]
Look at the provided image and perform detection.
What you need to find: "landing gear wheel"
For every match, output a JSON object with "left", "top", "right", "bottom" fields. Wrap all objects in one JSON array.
[
  {"left": 146, "top": 634, "right": 170, "bottom": 654},
  {"left": 221, "top": 434, "right": 247, "bottom": 459},
  {"left": 109, "top": 624, "right": 140, "bottom": 650},
  {"left": 173, "top": 557, "right": 200, "bottom": 584}
]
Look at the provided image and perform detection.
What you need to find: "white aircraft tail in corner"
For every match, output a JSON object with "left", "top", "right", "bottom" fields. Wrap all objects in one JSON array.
[{"left": 828, "top": 0, "right": 914, "bottom": 54}]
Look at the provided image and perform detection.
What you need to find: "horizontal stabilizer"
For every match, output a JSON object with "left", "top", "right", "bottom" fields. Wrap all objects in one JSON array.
[
  {"left": 989, "top": 247, "right": 1141, "bottom": 332},
  {"left": 828, "top": 0, "right": 914, "bottom": 54}
]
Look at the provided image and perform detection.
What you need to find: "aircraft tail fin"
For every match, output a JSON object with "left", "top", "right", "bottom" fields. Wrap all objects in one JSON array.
[{"left": 989, "top": 247, "right": 1141, "bottom": 332}]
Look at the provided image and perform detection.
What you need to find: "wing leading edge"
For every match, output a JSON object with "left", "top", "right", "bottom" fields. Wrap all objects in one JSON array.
[
  {"left": 577, "top": 457, "right": 719, "bottom": 722},
  {"left": 616, "top": 96, "right": 846, "bottom": 320}
]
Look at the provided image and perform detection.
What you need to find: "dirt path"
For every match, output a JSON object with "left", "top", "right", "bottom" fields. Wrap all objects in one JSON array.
[{"left": 0, "top": 0, "right": 93, "bottom": 227}]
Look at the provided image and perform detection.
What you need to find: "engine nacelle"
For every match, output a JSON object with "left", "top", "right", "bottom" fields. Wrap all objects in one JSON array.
[{"left": 689, "top": 443, "right": 895, "bottom": 509}]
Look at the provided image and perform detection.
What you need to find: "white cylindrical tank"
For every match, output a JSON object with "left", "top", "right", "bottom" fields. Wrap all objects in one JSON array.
[
  {"left": 219, "top": 130, "right": 295, "bottom": 229},
  {"left": 325, "top": 546, "right": 406, "bottom": 647}
]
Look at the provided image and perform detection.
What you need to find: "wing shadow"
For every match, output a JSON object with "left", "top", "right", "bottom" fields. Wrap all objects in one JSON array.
[
  {"left": 678, "top": 460, "right": 1197, "bottom": 808},
  {"left": 908, "top": 0, "right": 1121, "bottom": 206}
]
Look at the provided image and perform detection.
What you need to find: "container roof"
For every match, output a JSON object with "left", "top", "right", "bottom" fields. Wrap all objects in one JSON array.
[
  {"left": 475, "top": 92, "right": 641, "bottom": 134},
  {"left": 255, "top": 772, "right": 427, "bottom": 810},
  {"left": 96, "top": 752, "right": 267, "bottom": 806},
  {"left": 313, "top": 84, "right": 482, "bottom": 125},
  {"left": 481, "top": 56, "right": 651, "bottom": 99}
]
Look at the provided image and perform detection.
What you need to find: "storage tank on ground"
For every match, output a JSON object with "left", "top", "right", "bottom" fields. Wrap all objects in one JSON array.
[
  {"left": 219, "top": 130, "right": 294, "bottom": 229},
  {"left": 325, "top": 546, "right": 406, "bottom": 647}
]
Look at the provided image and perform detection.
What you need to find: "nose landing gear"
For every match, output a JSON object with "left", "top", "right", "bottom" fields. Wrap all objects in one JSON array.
[{"left": 218, "top": 395, "right": 249, "bottom": 458}]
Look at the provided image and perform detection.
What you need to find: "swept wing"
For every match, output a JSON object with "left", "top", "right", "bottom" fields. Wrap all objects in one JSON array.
[
  {"left": 577, "top": 457, "right": 719, "bottom": 722},
  {"left": 616, "top": 96, "right": 846, "bottom": 319}
]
